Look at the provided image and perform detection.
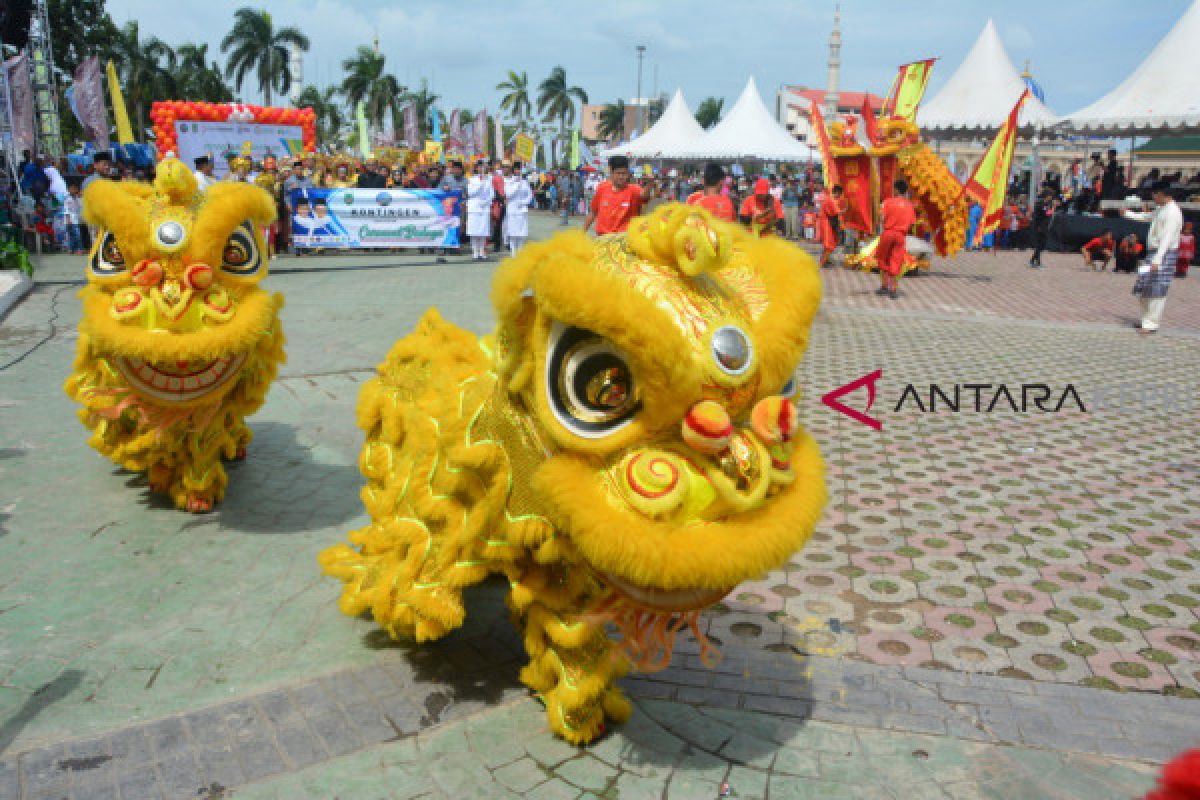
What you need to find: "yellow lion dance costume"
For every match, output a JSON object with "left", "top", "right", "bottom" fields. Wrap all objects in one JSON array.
[
  {"left": 65, "top": 158, "right": 286, "bottom": 512},
  {"left": 320, "top": 205, "right": 825, "bottom": 743}
]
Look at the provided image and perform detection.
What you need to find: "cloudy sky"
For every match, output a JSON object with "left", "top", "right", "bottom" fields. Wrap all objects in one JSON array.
[{"left": 105, "top": 0, "right": 1188, "bottom": 117}]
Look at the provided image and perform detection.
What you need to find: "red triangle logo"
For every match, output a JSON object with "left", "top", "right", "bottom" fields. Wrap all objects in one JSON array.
[{"left": 821, "top": 369, "right": 883, "bottom": 430}]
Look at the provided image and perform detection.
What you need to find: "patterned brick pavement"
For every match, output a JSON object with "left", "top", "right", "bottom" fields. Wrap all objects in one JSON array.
[
  {"left": 817, "top": 245, "right": 1200, "bottom": 332},
  {"left": 1, "top": 234, "right": 1197, "bottom": 798}
]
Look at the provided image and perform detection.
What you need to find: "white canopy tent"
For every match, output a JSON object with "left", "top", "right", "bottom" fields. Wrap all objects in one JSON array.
[
  {"left": 602, "top": 89, "right": 707, "bottom": 159},
  {"left": 1065, "top": 0, "right": 1200, "bottom": 134},
  {"left": 681, "top": 77, "right": 820, "bottom": 162},
  {"left": 918, "top": 19, "right": 1058, "bottom": 133}
]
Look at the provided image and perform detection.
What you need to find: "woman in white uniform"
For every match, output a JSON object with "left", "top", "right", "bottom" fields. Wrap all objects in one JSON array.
[
  {"left": 503, "top": 162, "right": 534, "bottom": 254},
  {"left": 466, "top": 161, "right": 494, "bottom": 260}
]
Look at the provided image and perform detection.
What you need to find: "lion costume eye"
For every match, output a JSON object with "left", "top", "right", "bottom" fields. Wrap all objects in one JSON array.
[
  {"left": 546, "top": 323, "right": 639, "bottom": 438},
  {"left": 220, "top": 222, "right": 263, "bottom": 277},
  {"left": 781, "top": 372, "right": 798, "bottom": 398},
  {"left": 89, "top": 231, "right": 126, "bottom": 278}
]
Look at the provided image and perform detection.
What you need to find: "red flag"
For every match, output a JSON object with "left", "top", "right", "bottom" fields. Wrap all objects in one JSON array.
[{"left": 861, "top": 93, "right": 881, "bottom": 147}]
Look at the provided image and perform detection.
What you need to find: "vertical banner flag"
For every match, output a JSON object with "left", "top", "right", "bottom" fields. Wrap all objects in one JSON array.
[
  {"left": 4, "top": 54, "right": 35, "bottom": 154},
  {"left": 446, "top": 109, "right": 463, "bottom": 155},
  {"left": 493, "top": 114, "right": 504, "bottom": 160},
  {"left": 402, "top": 103, "right": 419, "bottom": 149},
  {"left": 806, "top": 102, "right": 837, "bottom": 190},
  {"left": 963, "top": 89, "right": 1030, "bottom": 246},
  {"left": 472, "top": 109, "right": 487, "bottom": 156},
  {"left": 861, "top": 93, "right": 881, "bottom": 148},
  {"left": 430, "top": 105, "right": 444, "bottom": 162},
  {"left": 881, "top": 58, "right": 936, "bottom": 122},
  {"left": 106, "top": 60, "right": 135, "bottom": 145},
  {"left": 356, "top": 101, "right": 371, "bottom": 157},
  {"left": 569, "top": 128, "right": 580, "bottom": 169},
  {"left": 514, "top": 133, "right": 535, "bottom": 164},
  {"left": 73, "top": 56, "right": 110, "bottom": 149}
]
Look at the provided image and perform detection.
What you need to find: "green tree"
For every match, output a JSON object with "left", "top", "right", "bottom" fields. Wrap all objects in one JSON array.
[
  {"left": 537, "top": 66, "right": 588, "bottom": 162},
  {"left": 495, "top": 70, "right": 531, "bottom": 129},
  {"left": 339, "top": 46, "right": 404, "bottom": 133},
  {"left": 296, "top": 85, "right": 345, "bottom": 144},
  {"left": 109, "top": 20, "right": 175, "bottom": 141},
  {"left": 169, "top": 43, "right": 233, "bottom": 104},
  {"left": 220, "top": 7, "right": 309, "bottom": 106},
  {"left": 48, "top": 0, "right": 119, "bottom": 74},
  {"left": 695, "top": 96, "right": 724, "bottom": 129},
  {"left": 597, "top": 101, "right": 626, "bottom": 143}
]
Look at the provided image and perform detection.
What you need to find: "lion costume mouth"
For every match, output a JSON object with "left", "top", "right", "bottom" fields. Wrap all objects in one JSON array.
[{"left": 116, "top": 354, "right": 247, "bottom": 404}]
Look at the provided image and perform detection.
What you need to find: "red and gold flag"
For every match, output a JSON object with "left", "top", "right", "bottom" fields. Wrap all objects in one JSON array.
[
  {"left": 806, "top": 101, "right": 837, "bottom": 190},
  {"left": 881, "top": 58, "right": 936, "bottom": 122},
  {"left": 963, "top": 89, "right": 1030, "bottom": 246}
]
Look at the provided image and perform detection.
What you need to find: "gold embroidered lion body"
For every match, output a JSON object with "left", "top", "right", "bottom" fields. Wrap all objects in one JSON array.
[{"left": 321, "top": 205, "right": 826, "bottom": 743}]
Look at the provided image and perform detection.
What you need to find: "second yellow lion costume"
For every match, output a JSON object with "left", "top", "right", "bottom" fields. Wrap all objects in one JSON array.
[
  {"left": 65, "top": 159, "right": 286, "bottom": 512},
  {"left": 320, "top": 204, "right": 825, "bottom": 743}
]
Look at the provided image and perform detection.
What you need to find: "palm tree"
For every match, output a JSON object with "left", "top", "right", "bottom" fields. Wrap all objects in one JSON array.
[
  {"left": 169, "top": 43, "right": 232, "bottom": 103},
  {"left": 537, "top": 66, "right": 588, "bottom": 162},
  {"left": 108, "top": 20, "right": 174, "bottom": 141},
  {"left": 339, "top": 46, "right": 404, "bottom": 133},
  {"left": 296, "top": 84, "right": 345, "bottom": 144},
  {"left": 597, "top": 101, "right": 626, "bottom": 143},
  {"left": 695, "top": 96, "right": 724, "bottom": 129},
  {"left": 496, "top": 70, "right": 531, "bottom": 129},
  {"left": 405, "top": 80, "right": 441, "bottom": 142},
  {"left": 220, "top": 8, "right": 309, "bottom": 106}
]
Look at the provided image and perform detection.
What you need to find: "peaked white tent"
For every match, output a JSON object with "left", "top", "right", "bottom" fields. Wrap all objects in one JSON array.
[
  {"left": 1066, "top": 0, "right": 1200, "bottom": 133},
  {"left": 603, "top": 89, "right": 707, "bottom": 159},
  {"left": 918, "top": 19, "right": 1058, "bottom": 132},
  {"left": 682, "top": 77, "right": 819, "bottom": 162}
]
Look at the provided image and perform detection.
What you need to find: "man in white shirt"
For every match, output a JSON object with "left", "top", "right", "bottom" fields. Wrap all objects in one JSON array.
[
  {"left": 193, "top": 156, "right": 216, "bottom": 192},
  {"left": 1125, "top": 181, "right": 1183, "bottom": 335},
  {"left": 503, "top": 162, "right": 533, "bottom": 255}
]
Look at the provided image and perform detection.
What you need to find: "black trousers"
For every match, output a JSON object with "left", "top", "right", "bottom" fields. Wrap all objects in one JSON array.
[{"left": 1031, "top": 229, "right": 1048, "bottom": 264}]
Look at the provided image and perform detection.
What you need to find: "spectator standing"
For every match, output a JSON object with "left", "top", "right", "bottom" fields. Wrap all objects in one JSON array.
[
  {"left": 781, "top": 179, "right": 801, "bottom": 239},
  {"left": 193, "top": 156, "right": 216, "bottom": 192},
  {"left": 1126, "top": 181, "right": 1183, "bottom": 335},
  {"left": 63, "top": 183, "right": 86, "bottom": 254},
  {"left": 1029, "top": 190, "right": 1057, "bottom": 268}
]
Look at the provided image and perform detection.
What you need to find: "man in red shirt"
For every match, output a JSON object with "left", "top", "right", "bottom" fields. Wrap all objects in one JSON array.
[
  {"left": 738, "top": 178, "right": 784, "bottom": 237},
  {"left": 686, "top": 163, "right": 735, "bottom": 221},
  {"left": 817, "top": 185, "right": 845, "bottom": 268},
  {"left": 585, "top": 155, "right": 645, "bottom": 235},
  {"left": 1080, "top": 230, "right": 1114, "bottom": 271},
  {"left": 875, "top": 179, "right": 916, "bottom": 298}
]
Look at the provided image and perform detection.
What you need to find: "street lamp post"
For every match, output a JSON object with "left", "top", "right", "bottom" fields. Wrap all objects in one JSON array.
[{"left": 635, "top": 44, "right": 646, "bottom": 136}]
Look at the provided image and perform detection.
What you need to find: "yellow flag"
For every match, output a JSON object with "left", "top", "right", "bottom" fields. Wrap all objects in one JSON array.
[
  {"left": 882, "top": 59, "right": 936, "bottom": 122},
  {"left": 106, "top": 61, "right": 135, "bottom": 145},
  {"left": 964, "top": 89, "right": 1030, "bottom": 246}
]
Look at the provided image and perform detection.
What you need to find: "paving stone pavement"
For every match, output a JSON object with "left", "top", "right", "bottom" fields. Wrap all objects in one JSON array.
[{"left": 0, "top": 216, "right": 1197, "bottom": 798}]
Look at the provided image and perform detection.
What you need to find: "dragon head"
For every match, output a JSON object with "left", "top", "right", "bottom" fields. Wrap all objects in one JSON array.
[
  {"left": 493, "top": 204, "right": 826, "bottom": 616},
  {"left": 79, "top": 157, "right": 279, "bottom": 407}
]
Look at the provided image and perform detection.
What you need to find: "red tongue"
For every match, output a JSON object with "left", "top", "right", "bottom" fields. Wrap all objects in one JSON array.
[{"left": 176, "top": 361, "right": 189, "bottom": 370}]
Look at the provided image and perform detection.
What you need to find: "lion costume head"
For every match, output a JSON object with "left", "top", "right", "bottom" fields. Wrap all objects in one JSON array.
[
  {"left": 320, "top": 204, "right": 825, "bottom": 742},
  {"left": 64, "top": 157, "right": 286, "bottom": 512}
]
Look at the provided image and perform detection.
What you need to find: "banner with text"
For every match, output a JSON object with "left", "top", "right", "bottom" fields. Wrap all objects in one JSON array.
[
  {"left": 289, "top": 187, "right": 462, "bottom": 249},
  {"left": 175, "top": 120, "right": 305, "bottom": 178}
]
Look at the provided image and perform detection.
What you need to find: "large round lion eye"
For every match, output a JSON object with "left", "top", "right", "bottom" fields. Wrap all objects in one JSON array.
[
  {"left": 546, "top": 323, "right": 639, "bottom": 438},
  {"left": 89, "top": 231, "right": 127, "bottom": 278},
  {"left": 220, "top": 222, "right": 263, "bottom": 277}
]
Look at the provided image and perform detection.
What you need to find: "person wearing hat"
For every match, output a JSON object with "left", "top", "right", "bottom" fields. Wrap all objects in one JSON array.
[
  {"left": 584, "top": 155, "right": 645, "bottom": 235},
  {"left": 193, "top": 155, "right": 216, "bottom": 192},
  {"left": 738, "top": 178, "right": 784, "bottom": 238},
  {"left": 1125, "top": 180, "right": 1183, "bottom": 334},
  {"left": 686, "top": 163, "right": 734, "bottom": 221},
  {"left": 503, "top": 162, "right": 534, "bottom": 255}
]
